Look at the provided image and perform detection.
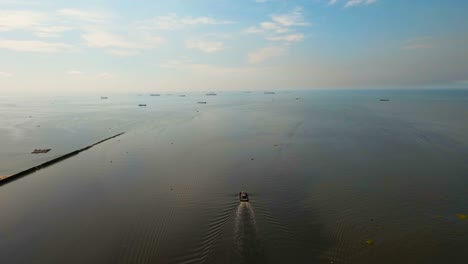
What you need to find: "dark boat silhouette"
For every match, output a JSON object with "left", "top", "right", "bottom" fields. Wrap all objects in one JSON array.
[
  {"left": 239, "top": 191, "right": 249, "bottom": 202},
  {"left": 31, "top": 149, "right": 51, "bottom": 154}
]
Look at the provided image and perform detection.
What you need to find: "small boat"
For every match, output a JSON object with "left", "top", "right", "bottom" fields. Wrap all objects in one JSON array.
[
  {"left": 264, "top": 92, "right": 275, "bottom": 95},
  {"left": 150, "top": 94, "right": 160, "bottom": 96},
  {"left": 101, "top": 96, "right": 108, "bottom": 99},
  {"left": 31, "top": 149, "right": 51, "bottom": 154},
  {"left": 379, "top": 99, "right": 390, "bottom": 102},
  {"left": 206, "top": 93, "right": 217, "bottom": 96},
  {"left": 138, "top": 104, "right": 147, "bottom": 107},
  {"left": 197, "top": 101, "right": 207, "bottom": 104},
  {"left": 179, "top": 94, "right": 186, "bottom": 97},
  {"left": 239, "top": 191, "right": 249, "bottom": 202}
]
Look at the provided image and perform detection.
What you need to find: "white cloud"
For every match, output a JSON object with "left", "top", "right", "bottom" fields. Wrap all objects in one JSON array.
[
  {"left": 67, "top": 70, "right": 83, "bottom": 75},
  {"left": 107, "top": 49, "right": 140, "bottom": 56},
  {"left": 81, "top": 30, "right": 162, "bottom": 55},
  {"left": 58, "top": 9, "right": 110, "bottom": 23},
  {"left": 137, "top": 13, "right": 233, "bottom": 30},
  {"left": 345, "top": 0, "right": 377, "bottom": 8},
  {"left": 271, "top": 7, "right": 309, "bottom": 27},
  {"left": 33, "top": 26, "right": 72, "bottom": 38},
  {"left": 244, "top": 26, "right": 264, "bottom": 34},
  {"left": 402, "top": 38, "right": 433, "bottom": 50},
  {"left": 268, "top": 33, "right": 304, "bottom": 42},
  {"left": 244, "top": 7, "right": 308, "bottom": 45},
  {"left": 0, "top": 40, "right": 74, "bottom": 52},
  {"left": 260, "top": 22, "right": 288, "bottom": 34},
  {"left": 98, "top": 72, "right": 113, "bottom": 78},
  {"left": 328, "top": 0, "right": 377, "bottom": 7},
  {"left": 0, "top": 10, "right": 47, "bottom": 31},
  {"left": 0, "top": 71, "right": 13, "bottom": 77},
  {"left": 186, "top": 40, "right": 225, "bottom": 53},
  {"left": 248, "top": 46, "right": 286, "bottom": 64},
  {"left": 0, "top": 10, "right": 73, "bottom": 38},
  {"left": 82, "top": 30, "right": 137, "bottom": 49}
]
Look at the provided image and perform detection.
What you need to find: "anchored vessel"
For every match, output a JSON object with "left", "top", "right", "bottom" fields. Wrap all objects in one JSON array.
[
  {"left": 239, "top": 191, "right": 249, "bottom": 202},
  {"left": 31, "top": 149, "right": 51, "bottom": 154}
]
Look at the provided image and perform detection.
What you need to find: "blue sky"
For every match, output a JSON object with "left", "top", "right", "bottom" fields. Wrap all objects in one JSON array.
[{"left": 1, "top": 0, "right": 467, "bottom": 93}]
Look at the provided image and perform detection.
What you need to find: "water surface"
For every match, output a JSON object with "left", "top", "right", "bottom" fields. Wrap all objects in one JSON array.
[{"left": 0, "top": 90, "right": 467, "bottom": 263}]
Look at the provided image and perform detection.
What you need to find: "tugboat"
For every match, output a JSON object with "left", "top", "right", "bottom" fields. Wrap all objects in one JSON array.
[{"left": 239, "top": 191, "right": 249, "bottom": 202}]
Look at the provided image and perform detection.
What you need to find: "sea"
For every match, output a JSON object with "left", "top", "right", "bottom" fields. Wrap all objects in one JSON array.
[{"left": 0, "top": 90, "right": 467, "bottom": 263}]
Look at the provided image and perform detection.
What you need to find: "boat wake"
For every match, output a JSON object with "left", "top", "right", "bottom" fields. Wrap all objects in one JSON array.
[{"left": 233, "top": 202, "right": 263, "bottom": 262}]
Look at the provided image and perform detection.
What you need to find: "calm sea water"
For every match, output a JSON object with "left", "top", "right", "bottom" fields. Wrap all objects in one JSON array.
[{"left": 0, "top": 90, "right": 467, "bottom": 263}]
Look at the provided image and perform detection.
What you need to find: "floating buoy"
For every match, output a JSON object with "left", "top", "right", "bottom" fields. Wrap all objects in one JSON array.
[
  {"left": 365, "top": 239, "right": 374, "bottom": 245},
  {"left": 457, "top": 214, "right": 467, "bottom": 220}
]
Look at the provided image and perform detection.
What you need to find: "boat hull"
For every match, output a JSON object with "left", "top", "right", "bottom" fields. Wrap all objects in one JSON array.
[{"left": 239, "top": 192, "right": 249, "bottom": 202}]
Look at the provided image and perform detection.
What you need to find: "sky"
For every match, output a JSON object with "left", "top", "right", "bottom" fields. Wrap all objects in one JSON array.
[{"left": 1, "top": 0, "right": 467, "bottom": 94}]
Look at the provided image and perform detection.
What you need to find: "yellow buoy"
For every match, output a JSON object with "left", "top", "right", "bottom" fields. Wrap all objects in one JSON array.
[
  {"left": 365, "top": 239, "right": 374, "bottom": 245},
  {"left": 457, "top": 214, "right": 467, "bottom": 220}
]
